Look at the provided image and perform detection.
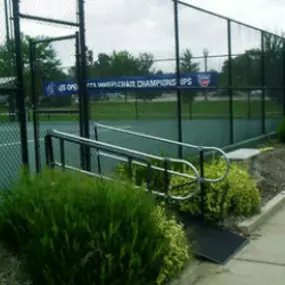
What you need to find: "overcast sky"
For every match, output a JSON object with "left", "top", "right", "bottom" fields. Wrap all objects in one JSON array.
[{"left": 1, "top": 0, "right": 285, "bottom": 72}]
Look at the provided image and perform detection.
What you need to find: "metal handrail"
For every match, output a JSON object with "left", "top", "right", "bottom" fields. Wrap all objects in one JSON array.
[
  {"left": 44, "top": 129, "right": 201, "bottom": 201},
  {"left": 94, "top": 123, "right": 230, "bottom": 183}
]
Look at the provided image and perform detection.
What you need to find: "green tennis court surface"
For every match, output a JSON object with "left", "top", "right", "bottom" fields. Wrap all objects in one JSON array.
[{"left": 0, "top": 116, "right": 282, "bottom": 189}]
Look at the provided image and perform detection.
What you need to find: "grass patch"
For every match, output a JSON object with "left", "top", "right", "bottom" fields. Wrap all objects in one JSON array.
[{"left": 1, "top": 100, "right": 282, "bottom": 122}]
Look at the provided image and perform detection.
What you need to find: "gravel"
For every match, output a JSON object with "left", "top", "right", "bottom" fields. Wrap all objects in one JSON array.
[{"left": 256, "top": 143, "right": 285, "bottom": 206}]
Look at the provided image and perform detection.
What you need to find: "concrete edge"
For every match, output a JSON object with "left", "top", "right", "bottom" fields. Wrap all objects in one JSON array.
[
  {"left": 170, "top": 260, "right": 216, "bottom": 285},
  {"left": 237, "top": 190, "right": 285, "bottom": 236}
]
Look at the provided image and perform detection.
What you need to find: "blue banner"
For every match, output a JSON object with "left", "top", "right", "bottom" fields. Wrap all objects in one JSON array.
[{"left": 43, "top": 72, "right": 218, "bottom": 97}]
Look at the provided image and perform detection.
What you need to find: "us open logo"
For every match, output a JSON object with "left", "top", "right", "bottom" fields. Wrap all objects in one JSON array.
[
  {"left": 45, "top": 82, "right": 57, "bottom": 97},
  {"left": 197, "top": 74, "right": 211, "bottom": 88}
]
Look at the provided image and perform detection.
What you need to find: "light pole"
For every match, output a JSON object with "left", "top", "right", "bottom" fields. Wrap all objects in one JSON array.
[
  {"left": 203, "top": 48, "right": 209, "bottom": 72},
  {"left": 203, "top": 48, "right": 209, "bottom": 101}
]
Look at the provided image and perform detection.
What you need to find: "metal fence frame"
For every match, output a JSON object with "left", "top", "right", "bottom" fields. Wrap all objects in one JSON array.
[
  {"left": 11, "top": 0, "right": 91, "bottom": 173},
  {"left": 7, "top": 0, "right": 285, "bottom": 174},
  {"left": 29, "top": 34, "right": 81, "bottom": 173},
  {"left": 174, "top": 0, "right": 285, "bottom": 157}
]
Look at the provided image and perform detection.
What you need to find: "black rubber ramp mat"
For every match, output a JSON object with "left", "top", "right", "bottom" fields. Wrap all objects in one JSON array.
[{"left": 180, "top": 215, "right": 249, "bottom": 264}]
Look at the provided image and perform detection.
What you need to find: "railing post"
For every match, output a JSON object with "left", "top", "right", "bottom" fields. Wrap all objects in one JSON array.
[
  {"left": 45, "top": 135, "right": 54, "bottom": 168},
  {"left": 59, "top": 139, "right": 66, "bottom": 171},
  {"left": 127, "top": 157, "right": 133, "bottom": 181},
  {"left": 199, "top": 149, "right": 205, "bottom": 220},
  {"left": 261, "top": 31, "right": 266, "bottom": 134},
  {"left": 94, "top": 126, "right": 102, "bottom": 175},
  {"left": 173, "top": 0, "right": 183, "bottom": 159},
  {"left": 146, "top": 161, "right": 152, "bottom": 192},
  {"left": 163, "top": 158, "right": 170, "bottom": 196},
  {"left": 227, "top": 19, "right": 234, "bottom": 144}
]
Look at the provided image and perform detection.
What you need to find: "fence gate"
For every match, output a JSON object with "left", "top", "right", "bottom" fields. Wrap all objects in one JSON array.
[{"left": 29, "top": 33, "right": 84, "bottom": 173}]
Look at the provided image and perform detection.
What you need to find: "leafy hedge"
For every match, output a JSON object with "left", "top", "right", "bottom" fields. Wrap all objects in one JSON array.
[
  {"left": 0, "top": 169, "right": 191, "bottom": 285},
  {"left": 169, "top": 159, "right": 261, "bottom": 221},
  {"left": 116, "top": 157, "right": 261, "bottom": 222},
  {"left": 115, "top": 156, "right": 187, "bottom": 194}
]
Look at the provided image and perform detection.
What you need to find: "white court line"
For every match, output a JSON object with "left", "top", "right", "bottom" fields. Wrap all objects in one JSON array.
[
  {"left": 0, "top": 138, "right": 44, "bottom": 148},
  {"left": 0, "top": 125, "right": 132, "bottom": 148}
]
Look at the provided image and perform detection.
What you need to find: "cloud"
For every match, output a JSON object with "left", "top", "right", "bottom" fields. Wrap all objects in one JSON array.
[{"left": 1, "top": 0, "right": 285, "bottom": 72}]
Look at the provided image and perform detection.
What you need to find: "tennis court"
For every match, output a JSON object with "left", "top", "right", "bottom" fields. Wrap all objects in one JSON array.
[{"left": 0, "top": 115, "right": 281, "bottom": 189}]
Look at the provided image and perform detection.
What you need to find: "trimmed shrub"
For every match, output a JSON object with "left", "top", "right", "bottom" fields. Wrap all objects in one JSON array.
[
  {"left": 277, "top": 116, "right": 285, "bottom": 143},
  {"left": 169, "top": 159, "right": 261, "bottom": 221},
  {"left": 0, "top": 169, "right": 190, "bottom": 285},
  {"left": 115, "top": 158, "right": 179, "bottom": 193},
  {"left": 114, "top": 152, "right": 197, "bottom": 195}
]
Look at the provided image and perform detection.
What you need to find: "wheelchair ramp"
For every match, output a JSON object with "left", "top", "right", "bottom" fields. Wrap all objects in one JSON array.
[
  {"left": 180, "top": 214, "right": 248, "bottom": 264},
  {"left": 45, "top": 127, "right": 244, "bottom": 264}
]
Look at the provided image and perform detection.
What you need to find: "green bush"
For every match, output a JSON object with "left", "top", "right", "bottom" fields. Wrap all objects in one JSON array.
[
  {"left": 0, "top": 169, "right": 190, "bottom": 285},
  {"left": 169, "top": 159, "right": 261, "bottom": 221},
  {"left": 115, "top": 152, "right": 186, "bottom": 194},
  {"left": 277, "top": 116, "right": 285, "bottom": 142}
]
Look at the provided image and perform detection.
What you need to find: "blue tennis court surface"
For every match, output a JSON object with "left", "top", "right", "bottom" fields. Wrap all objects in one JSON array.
[{"left": 0, "top": 117, "right": 281, "bottom": 189}]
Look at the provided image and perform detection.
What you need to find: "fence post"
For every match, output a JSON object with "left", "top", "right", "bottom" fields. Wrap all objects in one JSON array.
[
  {"left": 29, "top": 40, "right": 41, "bottom": 173},
  {"left": 261, "top": 31, "right": 266, "bottom": 134},
  {"left": 77, "top": 0, "right": 91, "bottom": 171},
  {"left": 227, "top": 19, "right": 234, "bottom": 144},
  {"left": 247, "top": 54, "right": 252, "bottom": 120},
  {"left": 75, "top": 31, "right": 85, "bottom": 170},
  {"left": 173, "top": 0, "right": 183, "bottom": 159},
  {"left": 12, "top": 0, "right": 29, "bottom": 171},
  {"left": 282, "top": 39, "right": 285, "bottom": 116}
]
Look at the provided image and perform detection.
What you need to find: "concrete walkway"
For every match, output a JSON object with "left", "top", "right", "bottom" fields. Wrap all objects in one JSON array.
[{"left": 194, "top": 206, "right": 285, "bottom": 285}]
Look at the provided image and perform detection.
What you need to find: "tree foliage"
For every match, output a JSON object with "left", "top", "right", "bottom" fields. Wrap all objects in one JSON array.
[
  {"left": 0, "top": 33, "right": 69, "bottom": 107},
  {"left": 180, "top": 49, "right": 200, "bottom": 103},
  {"left": 2, "top": 30, "right": 284, "bottom": 106},
  {"left": 220, "top": 32, "right": 284, "bottom": 102}
]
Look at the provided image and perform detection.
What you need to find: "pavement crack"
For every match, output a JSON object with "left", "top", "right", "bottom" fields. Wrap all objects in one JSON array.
[{"left": 233, "top": 257, "right": 285, "bottom": 267}]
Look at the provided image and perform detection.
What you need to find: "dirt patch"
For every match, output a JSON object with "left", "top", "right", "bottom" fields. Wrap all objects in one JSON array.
[
  {"left": 257, "top": 143, "right": 285, "bottom": 206},
  {"left": 0, "top": 244, "right": 31, "bottom": 285}
]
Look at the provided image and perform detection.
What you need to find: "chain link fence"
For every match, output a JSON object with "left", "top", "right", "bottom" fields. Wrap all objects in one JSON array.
[
  {"left": 176, "top": 1, "right": 284, "bottom": 155},
  {"left": 31, "top": 36, "right": 81, "bottom": 172},
  {"left": 17, "top": 0, "right": 90, "bottom": 174},
  {"left": 1, "top": 0, "right": 285, "bottom": 185},
  {"left": 0, "top": 0, "right": 24, "bottom": 189}
]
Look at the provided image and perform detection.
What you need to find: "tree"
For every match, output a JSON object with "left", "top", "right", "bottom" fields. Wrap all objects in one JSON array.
[
  {"left": 24, "top": 35, "right": 70, "bottom": 107},
  {"left": 180, "top": 49, "right": 200, "bottom": 74},
  {"left": 0, "top": 40, "right": 15, "bottom": 78},
  {"left": 136, "top": 52, "right": 155, "bottom": 75},
  {"left": 263, "top": 32, "right": 284, "bottom": 102},
  {"left": 135, "top": 52, "right": 162, "bottom": 102},
  {"left": 180, "top": 49, "right": 200, "bottom": 103},
  {"left": 221, "top": 48, "right": 261, "bottom": 88},
  {"left": 220, "top": 31, "right": 284, "bottom": 102},
  {"left": 89, "top": 50, "right": 163, "bottom": 102},
  {"left": 0, "top": 33, "right": 69, "bottom": 107}
]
